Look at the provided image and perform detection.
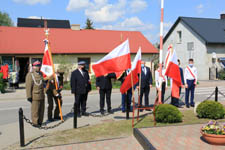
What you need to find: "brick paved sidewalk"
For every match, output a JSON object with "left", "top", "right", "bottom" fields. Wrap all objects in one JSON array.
[
  {"left": 137, "top": 124, "right": 225, "bottom": 150},
  {"left": 38, "top": 136, "right": 143, "bottom": 150}
]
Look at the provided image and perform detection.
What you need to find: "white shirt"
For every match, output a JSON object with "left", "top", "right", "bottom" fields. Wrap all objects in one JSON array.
[
  {"left": 184, "top": 65, "right": 197, "bottom": 84},
  {"left": 155, "top": 69, "right": 168, "bottom": 88},
  {"left": 142, "top": 67, "right": 147, "bottom": 75},
  {"left": 78, "top": 68, "right": 84, "bottom": 76}
]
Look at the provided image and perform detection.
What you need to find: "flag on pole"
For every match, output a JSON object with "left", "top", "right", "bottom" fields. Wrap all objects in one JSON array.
[
  {"left": 164, "top": 45, "right": 181, "bottom": 98},
  {"left": 92, "top": 39, "right": 131, "bottom": 77},
  {"left": 40, "top": 40, "right": 54, "bottom": 77},
  {"left": 120, "top": 47, "right": 142, "bottom": 94}
]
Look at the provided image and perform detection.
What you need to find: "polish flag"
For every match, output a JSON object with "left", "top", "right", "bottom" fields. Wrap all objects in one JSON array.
[
  {"left": 120, "top": 47, "right": 142, "bottom": 94},
  {"left": 92, "top": 39, "right": 131, "bottom": 77},
  {"left": 40, "top": 40, "right": 53, "bottom": 77},
  {"left": 164, "top": 45, "right": 181, "bottom": 99}
]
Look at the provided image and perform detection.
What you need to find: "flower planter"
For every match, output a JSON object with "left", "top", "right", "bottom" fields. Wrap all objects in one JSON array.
[{"left": 201, "top": 130, "right": 225, "bottom": 145}]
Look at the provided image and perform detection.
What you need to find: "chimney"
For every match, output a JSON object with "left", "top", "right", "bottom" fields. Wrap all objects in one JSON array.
[
  {"left": 71, "top": 24, "right": 80, "bottom": 30},
  {"left": 220, "top": 14, "right": 225, "bottom": 19}
]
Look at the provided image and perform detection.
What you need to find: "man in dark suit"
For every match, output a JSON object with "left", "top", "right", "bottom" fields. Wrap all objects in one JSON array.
[
  {"left": 137, "top": 61, "right": 153, "bottom": 111},
  {"left": 70, "top": 61, "right": 90, "bottom": 117},
  {"left": 96, "top": 73, "right": 116, "bottom": 115},
  {"left": 171, "top": 59, "right": 185, "bottom": 107}
]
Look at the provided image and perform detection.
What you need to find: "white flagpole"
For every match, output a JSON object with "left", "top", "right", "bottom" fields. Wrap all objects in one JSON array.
[{"left": 158, "top": 0, "right": 164, "bottom": 104}]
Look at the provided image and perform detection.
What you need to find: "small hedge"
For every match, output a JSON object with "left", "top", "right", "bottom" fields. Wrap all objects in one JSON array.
[
  {"left": 154, "top": 104, "right": 182, "bottom": 123},
  {"left": 196, "top": 100, "right": 225, "bottom": 119}
]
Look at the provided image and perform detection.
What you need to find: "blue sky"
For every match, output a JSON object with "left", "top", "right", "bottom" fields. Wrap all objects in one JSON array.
[{"left": 1, "top": 0, "right": 225, "bottom": 43}]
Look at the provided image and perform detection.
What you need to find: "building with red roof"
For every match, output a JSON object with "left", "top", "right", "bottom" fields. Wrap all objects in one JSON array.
[{"left": 0, "top": 26, "right": 158, "bottom": 82}]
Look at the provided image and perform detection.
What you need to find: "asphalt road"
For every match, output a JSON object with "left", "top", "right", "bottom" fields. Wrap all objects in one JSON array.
[{"left": 1, "top": 86, "right": 225, "bottom": 126}]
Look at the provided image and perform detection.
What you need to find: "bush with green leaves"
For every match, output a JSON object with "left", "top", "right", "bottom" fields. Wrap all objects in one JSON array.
[
  {"left": 154, "top": 104, "right": 182, "bottom": 123},
  {"left": 218, "top": 69, "right": 225, "bottom": 80},
  {"left": 196, "top": 100, "right": 225, "bottom": 119},
  {"left": 0, "top": 73, "right": 6, "bottom": 93}
]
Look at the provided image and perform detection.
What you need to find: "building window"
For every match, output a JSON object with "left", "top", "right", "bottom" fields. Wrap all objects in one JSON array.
[
  {"left": 177, "top": 31, "right": 182, "bottom": 43},
  {"left": 187, "top": 42, "right": 194, "bottom": 59},
  {"left": 78, "top": 58, "right": 91, "bottom": 71}
]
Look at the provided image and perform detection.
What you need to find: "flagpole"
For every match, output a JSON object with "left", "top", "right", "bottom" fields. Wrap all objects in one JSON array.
[
  {"left": 158, "top": 0, "right": 164, "bottom": 104},
  {"left": 137, "top": 63, "right": 141, "bottom": 121},
  {"left": 131, "top": 71, "right": 135, "bottom": 128},
  {"left": 44, "top": 21, "right": 63, "bottom": 121}
]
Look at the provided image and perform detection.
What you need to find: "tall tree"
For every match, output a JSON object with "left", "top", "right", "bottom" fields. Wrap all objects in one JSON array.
[
  {"left": 0, "top": 11, "right": 13, "bottom": 26},
  {"left": 84, "top": 18, "right": 94, "bottom": 29}
]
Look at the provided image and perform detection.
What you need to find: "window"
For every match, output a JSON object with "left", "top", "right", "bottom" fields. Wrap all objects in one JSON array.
[
  {"left": 187, "top": 42, "right": 194, "bottom": 59},
  {"left": 177, "top": 31, "right": 182, "bottom": 43},
  {"left": 78, "top": 58, "right": 91, "bottom": 71}
]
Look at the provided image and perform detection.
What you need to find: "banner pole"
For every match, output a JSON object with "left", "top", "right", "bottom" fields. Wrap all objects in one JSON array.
[
  {"left": 131, "top": 71, "right": 135, "bottom": 128},
  {"left": 158, "top": 0, "right": 164, "bottom": 104},
  {"left": 44, "top": 20, "right": 63, "bottom": 121}
]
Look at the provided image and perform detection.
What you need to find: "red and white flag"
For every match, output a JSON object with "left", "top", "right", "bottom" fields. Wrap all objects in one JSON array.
[
  {"left": 40, "top": 40, "right": 53, "bottom": 77},
  {"left": 120, "top": 47, "right": 142, "bottom": 94},
  {"left": 92, "top": 39, "right": 131, "bottom": 77},
  {"left": 164, "top": 45, "right": 181, "bottom": 99}
]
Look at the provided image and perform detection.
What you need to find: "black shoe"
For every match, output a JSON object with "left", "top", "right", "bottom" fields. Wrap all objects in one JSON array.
[
  {"left": 186, "top": 105, "right": 190, "bottom": 108},
  {"left": 190, "top": 104, "right": 195, "bottom": 107},
  {"left": 122, "top": 110, "right": 125, "bottom": 113},
  {"left": 108, "top": 110, "right": 113, "bottom": 114},
  {"left": 82, "top": 112, "right": 89, "bottom": 116},
  {"left": 48, "top": 118, "right": 54, "bottom": 122},
  {"left": 145, "top": 109, "right": 152, "bottom": 111},
  {"left": 54, "top": 116, "right": 61, "bottom": 120},
  {"left": 140, "top": 109, "right": 143, "bottom": 112},
  {"left": 77, "top": 113, "right": 81, "bottom": 118},
  {"left": 101, "top": 111, "right": 104, "bottom": 115}
]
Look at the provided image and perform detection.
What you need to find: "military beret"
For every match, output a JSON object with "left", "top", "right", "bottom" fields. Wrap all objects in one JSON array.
[{"left": 32, "top": 60, "right": 41, "bottom": 66}]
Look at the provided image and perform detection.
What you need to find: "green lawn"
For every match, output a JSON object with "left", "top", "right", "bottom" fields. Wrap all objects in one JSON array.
[{"left": 20, "top": 110, "right": 225, "bottom": 149}]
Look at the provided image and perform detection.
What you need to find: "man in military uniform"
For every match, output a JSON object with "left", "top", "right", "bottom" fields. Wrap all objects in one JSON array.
[
  {"left": 25, "top": 61, "right": 45, "bottom": 126},
  {"left": 45, "top": 75, "right": 62, "bottom": 122},
  {"left": 70, "top": 61, "right": 90, "bottom": 117}
]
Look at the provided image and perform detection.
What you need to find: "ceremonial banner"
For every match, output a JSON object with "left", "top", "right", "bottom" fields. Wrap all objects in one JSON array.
[
  {"left": 92, "top": 39, "right": 131, "bottom": 77},
  {"left": 120, "top": 47, "right": 142, "bottom": 94},
  {"left": 164, "top": 45, "right": 181, "bottom": 98},
  {"left": 40, "top": 40, "right": 53, "bottom": 77}
]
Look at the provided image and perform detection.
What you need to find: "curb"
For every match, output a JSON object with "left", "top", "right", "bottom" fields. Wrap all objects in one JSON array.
[{"left": 133, "top": 128, "right": 156, "bottom": 150}]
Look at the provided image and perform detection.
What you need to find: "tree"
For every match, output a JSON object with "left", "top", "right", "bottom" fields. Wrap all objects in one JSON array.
[
  {"left": 84, "top": 18, "right": 94, "bottom": 29},
  {"left": 0, "top": 11, "right": 14, "bottom": 26}
]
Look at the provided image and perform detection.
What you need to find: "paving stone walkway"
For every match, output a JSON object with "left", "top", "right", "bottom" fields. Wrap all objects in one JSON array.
[{"left": 138, "top": 124, "right": 225, "bottom": 150}]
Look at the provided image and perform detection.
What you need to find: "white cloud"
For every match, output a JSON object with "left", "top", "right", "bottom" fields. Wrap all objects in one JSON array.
[
  {"left": 66, "top": 0, "right": 90, "bottom": 11},
  {"left": 85, "top": 4, "right": 124, "bottom": 23},
  {"left": 28, "top": 16, "right": 43, "bottom": 19},
  {"left": 66, "top": 0, "right": 127, "bottom": 23},
  {"left": 129, "top": 0, "right": 147, "bottom": 13},
  {"left": 85, "top": 0, "right": 126, "bottom": 23},
  {"left": 13, "top": 0, "right": 50, "bottom": 5},
  {"left": 196, "top": 4, "right": 204, "bottom": 14},
  {"left": 100, "top": 16, "right": 154, "bottom": 31}
]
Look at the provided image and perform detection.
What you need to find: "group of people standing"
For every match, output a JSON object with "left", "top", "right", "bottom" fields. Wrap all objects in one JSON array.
[
  {"left": 25, "top": 58, "right": 197, "bottom": 125},
  {"left": 26, "top": 61, "right": 62, "bottom": 126}
]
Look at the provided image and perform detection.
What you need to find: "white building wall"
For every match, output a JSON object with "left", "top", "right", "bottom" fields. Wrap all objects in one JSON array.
[{"left": 163, "top": 21, "right": 209, "bottom": 80}]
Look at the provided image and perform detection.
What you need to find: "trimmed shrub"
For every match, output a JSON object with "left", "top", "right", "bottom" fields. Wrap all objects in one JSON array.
[
  {"left": 218, "top": 69, "right": 225, "bottom": 80},
  {"left": 154, "top": 104, "right": 182, "bottom": 123},
  {"left": 196, "top": 100, "right": 225, "bottom": 119}
]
